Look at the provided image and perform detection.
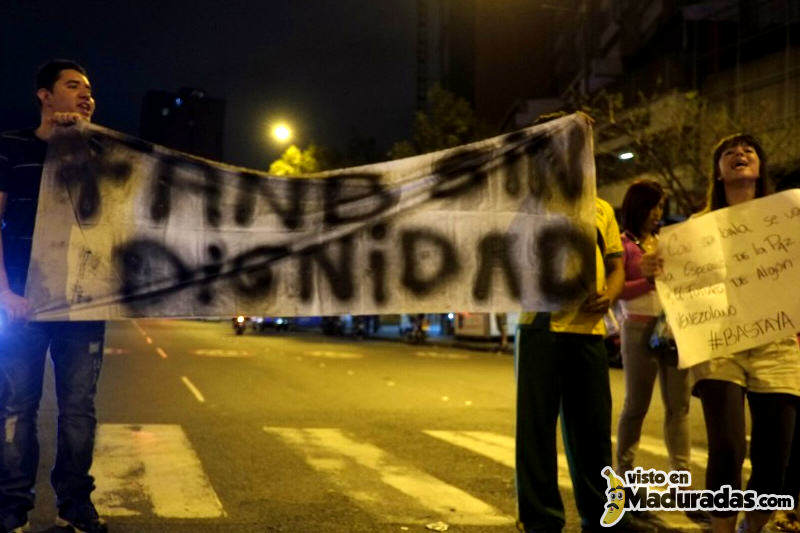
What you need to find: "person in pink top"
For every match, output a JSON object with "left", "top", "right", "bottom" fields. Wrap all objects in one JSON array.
[{"left": 615, "top": 179, "right": 692, "bottom": 486}]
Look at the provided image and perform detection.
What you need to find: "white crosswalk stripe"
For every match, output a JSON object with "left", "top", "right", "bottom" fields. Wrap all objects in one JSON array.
[
  {"left": 428, "top": 430, "right": 713, "bottom": 531},
  {"left": 91, "top": 424, "right": 225, "bottom": 518},
  {"left": 84, "top": 423, "right": 722, "bottom": 530},
  {"left": 424, "top": 431, "right": 514, "bottom": 468},
  {"left": 424, "top": 430, "right": 572, "bottom": 489},
  {"left": 263, "top": 427, "right": 515, "bottom": 526}
]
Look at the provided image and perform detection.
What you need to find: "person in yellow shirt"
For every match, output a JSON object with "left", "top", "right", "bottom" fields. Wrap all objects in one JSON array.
[{"left": 515, "top": 197, "right": 653, "bottom": 532}]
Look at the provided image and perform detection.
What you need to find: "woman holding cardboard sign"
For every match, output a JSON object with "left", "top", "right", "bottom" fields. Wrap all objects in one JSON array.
[
  {"left": 642, "top": 134, "right": 800, "bottom": 533},
  {"left": 615, "top": 179, "right": 692, "bottom": 482}
]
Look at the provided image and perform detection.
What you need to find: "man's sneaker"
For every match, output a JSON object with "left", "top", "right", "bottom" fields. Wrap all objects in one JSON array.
[
  {"left": 55, "top": 501, "right": 108, "bottom": 533},
  {"left": 772, "top": 510, "right": 800, "bottom": 532},
  {"left": 684, "top": 508, "right": 711, "bottom": 523},
  {"left": 9, "top": 521, "right": 30, "bottom": 533},
  {"left": 583, "top": 513, "right": 659, "bottom": 532},
  {"left": 614, "top": 513, "right": 659, "bottom": 532}
]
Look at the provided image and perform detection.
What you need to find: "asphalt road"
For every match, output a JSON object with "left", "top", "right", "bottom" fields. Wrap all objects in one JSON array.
[{"left": 25, "top": 319, "right": 732, "bottom": 532}]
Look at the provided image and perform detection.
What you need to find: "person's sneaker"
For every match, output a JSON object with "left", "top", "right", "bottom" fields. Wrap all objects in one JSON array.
[
  {"left": 9, "top": 521, "right": 31, "bottom": 533},
  {"left": 55, "top": 501, "right": 108, "bottom": 533},
  {"left": 772, "top": 510, "right": 800, "bottom": 532},
  {"left": 583, "top": 513, "right": 659, "bottom": 532},
  {"left": 610, "top": 513, "right": 660, "bottom": 532},
  {"left": 684, "top": 508, "right": 711, "bottom": 523}
]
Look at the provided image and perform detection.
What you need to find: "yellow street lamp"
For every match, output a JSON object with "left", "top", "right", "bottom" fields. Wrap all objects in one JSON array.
[{"left": 271, "top": 123, "right": 292, "bottom": 144}]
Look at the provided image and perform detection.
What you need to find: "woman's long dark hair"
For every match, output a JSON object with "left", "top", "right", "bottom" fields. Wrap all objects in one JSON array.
[
  {"left": 621, "top": 179, "right": 664, "bottom": 238},
  {"left": 707, "top": 133, "right": 769, "bottom": 212}
]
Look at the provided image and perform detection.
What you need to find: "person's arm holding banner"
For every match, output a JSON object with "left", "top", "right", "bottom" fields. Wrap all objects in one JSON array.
[{"left": 0, "top": 110, "right": 88, "bottom": 323}]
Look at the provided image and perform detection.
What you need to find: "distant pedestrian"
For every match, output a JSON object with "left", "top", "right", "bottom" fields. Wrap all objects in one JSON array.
[{"left": 495, "top": 313, "right": 508, "bottom": 351}]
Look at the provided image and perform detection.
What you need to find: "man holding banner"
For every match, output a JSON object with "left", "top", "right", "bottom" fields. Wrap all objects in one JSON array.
[
  {"left": 0, "top": 60, "right": 107, "bottom": 533},
  {"left": 515, "top": 196, "right": 655, "bottom": 532}
]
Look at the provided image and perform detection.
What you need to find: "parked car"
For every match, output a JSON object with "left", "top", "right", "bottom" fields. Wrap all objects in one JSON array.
[{"left": 251, "top": 316, "right": 292, "bottom": 332}]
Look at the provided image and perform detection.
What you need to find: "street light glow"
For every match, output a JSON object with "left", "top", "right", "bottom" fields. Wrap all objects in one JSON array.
[
  {"left": 618, "top": 151, "right": 635, "bottom": 160},
  {"left": 271, "top": 123, "right": 292, "bottom": 143}
]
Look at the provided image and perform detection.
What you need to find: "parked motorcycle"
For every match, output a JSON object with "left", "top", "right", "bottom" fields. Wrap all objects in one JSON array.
[
  {"left": 232, "top": 315, "right": 247, "bottom": 335},
  {"left": 404, "top": 314, "right": 428, "bottom": 344}
]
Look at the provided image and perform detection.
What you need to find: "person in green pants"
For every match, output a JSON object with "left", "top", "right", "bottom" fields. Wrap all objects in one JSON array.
[{"left": 515, "top": 197, "right": 655, "bottom": 532}]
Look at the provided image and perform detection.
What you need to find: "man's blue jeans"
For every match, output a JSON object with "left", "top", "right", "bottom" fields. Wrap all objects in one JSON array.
[{"left": 0, "top": 321, "right": 104, "bottom": 529}]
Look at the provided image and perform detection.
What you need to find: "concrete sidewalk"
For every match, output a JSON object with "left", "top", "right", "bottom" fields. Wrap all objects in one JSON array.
[
  {"left": 241, "top": 321, "right": 514, "bottom": 355},
  {"left": 367, "top": 324, "right": 514, "bottom": 355}
]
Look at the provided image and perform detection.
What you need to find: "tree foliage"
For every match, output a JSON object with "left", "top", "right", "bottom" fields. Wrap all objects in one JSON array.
[
  {"left": 268, "top": 144, "right": 334, "bottom": 176},
  {"left": 587, "top": 89, "right": 800, "bottom": 216},
  {"left": 389, "top": 84, "right": 479, "bottom": 159},
  {"left": 589, "top": 91, "right": 709, "bottom": 214}
]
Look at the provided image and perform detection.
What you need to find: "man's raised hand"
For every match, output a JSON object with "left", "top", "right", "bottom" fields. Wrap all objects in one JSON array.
[{"left": 51, "top": 111, "right": 87, "bottom": 127}]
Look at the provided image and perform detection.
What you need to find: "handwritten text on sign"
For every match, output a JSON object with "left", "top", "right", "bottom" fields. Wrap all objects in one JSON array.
[{"left": 656, "top": 190, "right": 800, "bottom": 368}]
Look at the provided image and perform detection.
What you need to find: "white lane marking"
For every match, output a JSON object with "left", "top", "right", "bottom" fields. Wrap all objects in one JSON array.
[
  {"left": 146, "top": 337, "right": 153, "bottom": 345},
  {"left": 181, "top": 376, "right": 205, "bottom": 403},
  {"left": 132, "top": 320, "right": 146, "bottom": 336},
  {"left": 611, "top": 435, "right": 751, "bottom": 474},
  {"left": 156, "top": 347, "right": 168, "bottom": 359},
  {"left": 103, "top": 348, "right": 128, "bottom": 355},
  {"left": 415, "top": 351, "right": 469, "bottom": 360},
  {"left": 307, "top": 350, "right": 364, "bottom": 359},
  {"left": 192, "top": 349, "right": 251, "bottom": 357},
  {"left": 263, "top": 427, "right": 514, "bottom": 526},
  {"left": 91, "top": 424, "right": 225, "bottom": 518}
]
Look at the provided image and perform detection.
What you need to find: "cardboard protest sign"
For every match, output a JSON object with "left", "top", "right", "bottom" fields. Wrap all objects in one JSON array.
[
  {"left": 656, "top": 189, "right": 800, "bottom": 367},
  {"left": 26, "top": 114, "right": 597, "bottom": 321}
]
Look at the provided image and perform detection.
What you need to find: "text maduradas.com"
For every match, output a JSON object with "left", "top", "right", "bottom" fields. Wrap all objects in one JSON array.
[{"left": 624, "top": 469, "right": 794, "bottom": 512}]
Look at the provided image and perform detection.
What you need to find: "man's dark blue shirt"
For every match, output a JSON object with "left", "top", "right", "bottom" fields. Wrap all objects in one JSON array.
[{"left": 0, "top": 129, "right": 48, "bottom": 295}]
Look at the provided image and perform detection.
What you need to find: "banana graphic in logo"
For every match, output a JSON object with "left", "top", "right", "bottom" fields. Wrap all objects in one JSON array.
[{"left": 601, "top": 467, "right": 627, "bottom": 527}]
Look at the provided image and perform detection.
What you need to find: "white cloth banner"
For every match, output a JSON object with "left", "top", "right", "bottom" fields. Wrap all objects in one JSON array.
[
  {"left": 26, "top": 114, "right": 597, "bottom": 321},
  {"left": 656, "top": 190, "right": 800, "bottom": 367}
]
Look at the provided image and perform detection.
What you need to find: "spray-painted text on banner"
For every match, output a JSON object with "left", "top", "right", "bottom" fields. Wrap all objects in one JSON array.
[{"left": 26, "top": 114, "right": 596, "bottom": 320}]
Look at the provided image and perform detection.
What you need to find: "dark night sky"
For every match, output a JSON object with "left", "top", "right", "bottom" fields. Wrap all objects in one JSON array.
[{"left": 1, "top": 1, "right": 418, "bottom": 169}]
